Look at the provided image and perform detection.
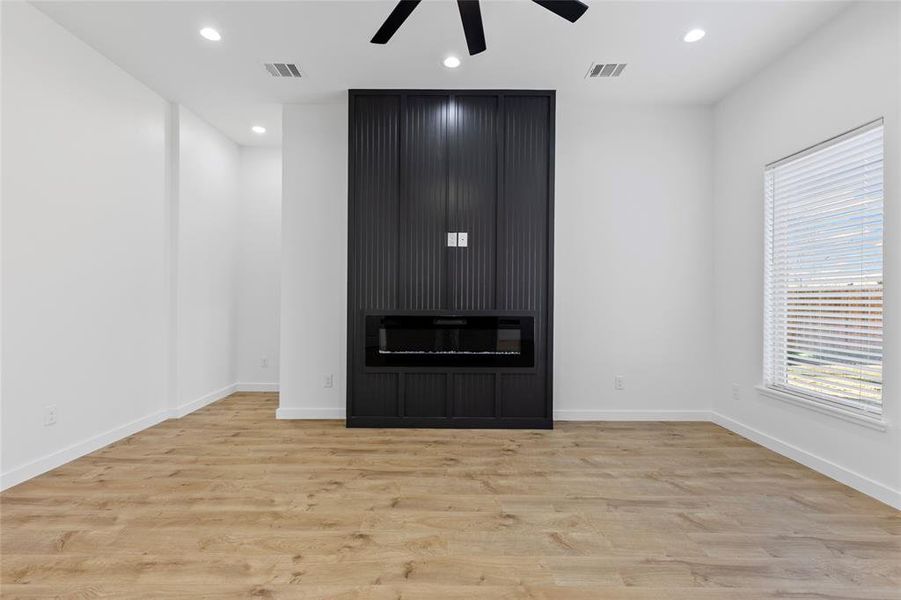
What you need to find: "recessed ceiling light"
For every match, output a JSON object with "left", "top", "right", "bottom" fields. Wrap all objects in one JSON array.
[
  {"left": 251, "top": 125, "right": 266, "bottom": 134},
  {"left": 199, "top": 27, "right": 221, "bottom": 41},
  {"left": 443, "top": 56, "right": 461, "bottom": 69},
  {"left": 683, "top": 28, "right": 706, "bottom": 43}
]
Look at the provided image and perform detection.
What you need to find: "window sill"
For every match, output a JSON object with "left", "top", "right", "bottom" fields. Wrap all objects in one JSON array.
[{"left": 755, "top": 385, "right": 888, "bottom": 432}]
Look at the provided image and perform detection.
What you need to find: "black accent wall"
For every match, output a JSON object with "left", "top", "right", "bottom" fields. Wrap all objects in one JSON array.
[{"left": 347, "top": 90, "right": 555, "bottom": 428}]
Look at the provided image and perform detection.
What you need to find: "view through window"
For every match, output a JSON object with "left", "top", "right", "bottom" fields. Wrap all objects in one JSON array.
[{"left": 763, "top": 120, "right": 884, "bottom": 415}]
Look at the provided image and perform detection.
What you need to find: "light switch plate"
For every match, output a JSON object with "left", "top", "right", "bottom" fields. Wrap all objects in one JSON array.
[
  {"left": 457, "top": 232, "right": 468, "bottom": 247},
  {"left": 447, "top": 232, "right": 458, "bottom": 247}
]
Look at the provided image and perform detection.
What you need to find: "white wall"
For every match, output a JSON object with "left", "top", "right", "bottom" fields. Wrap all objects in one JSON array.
[
  {"left": 279, "top": 99, "right": 715, "bottom": 419},
  {"left": 279, "top": 103, "right": 348, "bottom": 418},
  {"left": 0, "top": 3, "right": 254, "bottom": 488},
  {"left": 176, "top": 106, "right": 240, "bottom": 408},
  {"left": 712, "top": 2, "right": 901, "bottom": 508},
  {"left": 237, "top": 147, "right": 282, "bottom": 388},
  {"left": 1, "top": 2, "right": 170, "bottom": 485},
  {"left": 555, "top": 101, "right": 714, "bottom": 418}
]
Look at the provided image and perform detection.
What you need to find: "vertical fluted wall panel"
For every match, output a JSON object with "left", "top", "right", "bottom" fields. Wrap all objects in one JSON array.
[
  {"left": 500, "top": 96, "right": 550, "bottom": 419},
  {"left": 350, "top": 95, "right": 401, "bottom": 416},
  {"left": 454, "top": 373, "right": 495, "bottom": 417},
  {"left": 404, "top": 373, "right": 447, "bottom": 417},
  {"left": 450, "top": 95, "right": 498, "bottom": 311},
  {"left": 400, "top": 95, "right": 449, "bottom": 310}
]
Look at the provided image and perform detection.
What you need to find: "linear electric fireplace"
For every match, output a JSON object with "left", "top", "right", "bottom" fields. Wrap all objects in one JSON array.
[{"left": 366, "top": 315, "right": 534, "bottom": 368}]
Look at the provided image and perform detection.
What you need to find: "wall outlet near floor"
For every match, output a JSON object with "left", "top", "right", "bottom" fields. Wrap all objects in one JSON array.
[
  {"left": 260, "top": 356, "right": 269, "bottom": 368},
  {"left": 731, "top": 383, "right": 741, "bottom": 401},
  {"left": 44, "top": 405, "right": 58, "bottom": 426},
  {"left": 323, "top": 374, "right": 334, "bottom": 389},
  {"left": 614, "top": 375, "right": 624, "bottom": 391}
]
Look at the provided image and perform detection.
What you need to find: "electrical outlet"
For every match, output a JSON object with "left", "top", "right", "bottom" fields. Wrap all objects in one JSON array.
[
  {"left": 260, "top": 356, "right": 269, "bottom": 368},
  {"left": 323, "top": 374, "right": 334, "bottom": 389},
  {"left": 731, "top": 384, "right": 741, "bottom": 401},
  {"left": 614, "top": 375, "right": 624, "bottom": 391},
  {"left": 44, "top": 405, "right": 58, "bottom": 426}
]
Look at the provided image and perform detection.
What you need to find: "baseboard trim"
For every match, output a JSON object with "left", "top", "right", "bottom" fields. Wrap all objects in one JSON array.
[
  {"left": 712, "top": 412, "right": 901, "bottom": 510},
  {"left": 0, "top": 409, "right": 170, "bottom": 491},
  {"left": 1, "top": 383, "right": 241, "bottom": 491},
  {"left": 5, "top": 395, "right": 896, "bottom": 510},
  {"left": 168, "top": 383, "right": 236, "bottom": 418},
  {"left": 276, "top": 407, "right": 345, "bottom": 420},
  {"left": 236, "top": 382, "right": 279, "bottom": 392},
  {"left": 554, "top": 409, "right": 711, "bottom": 421},
  {"left": 282, "top": 408, "right": 710, "bottom": 422}
]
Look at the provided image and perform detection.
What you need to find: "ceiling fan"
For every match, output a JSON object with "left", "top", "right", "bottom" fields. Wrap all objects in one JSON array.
[{"left": 371, "top": 0, "right": 589, "bottom": 56}]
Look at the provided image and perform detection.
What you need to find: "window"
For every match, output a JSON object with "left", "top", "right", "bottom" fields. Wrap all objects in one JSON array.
[{"left": 764, "top": 120, "right": 884, "bottom": 416}]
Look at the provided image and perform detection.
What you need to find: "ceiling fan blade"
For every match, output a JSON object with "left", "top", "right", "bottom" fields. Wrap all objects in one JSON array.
[
  {"left": 371, "top": 0, "right": 423, "bottom": 44},
  {"left": 457, "top": 0, "right": 487, "bottom": 55},
  {"left": 531, "top": 0, "right": 588, "bottom": 23}
]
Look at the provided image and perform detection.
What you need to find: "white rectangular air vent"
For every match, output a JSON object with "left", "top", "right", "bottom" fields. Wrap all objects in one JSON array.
[
  {"left": 264, "top": 62, "right": 303, "bottom": 78},
  {"left": 586, "top": 63, "right": 627, "bottom": 78}
]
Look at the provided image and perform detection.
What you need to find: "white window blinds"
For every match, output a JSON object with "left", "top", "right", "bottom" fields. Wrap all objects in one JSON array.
[{"left": 763, "top": 120, "right": 884, "bottom": 415}]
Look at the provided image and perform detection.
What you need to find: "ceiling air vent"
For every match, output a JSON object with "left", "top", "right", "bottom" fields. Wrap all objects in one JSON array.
[
  {"left": 264, "top": 62, "right": 303, "bottom": 78},
  {"left": 586, "top": 63, "right": 627, "bottom": 78}
]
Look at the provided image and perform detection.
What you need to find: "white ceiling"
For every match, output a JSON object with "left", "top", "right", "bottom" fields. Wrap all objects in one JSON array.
[{"left": 35, "top": 0, "right": 849, "bottom": 147}]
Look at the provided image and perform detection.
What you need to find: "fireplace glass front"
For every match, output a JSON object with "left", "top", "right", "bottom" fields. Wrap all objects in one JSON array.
[{"left": 365, "top": 315, "right": 534, "bottom": 368}]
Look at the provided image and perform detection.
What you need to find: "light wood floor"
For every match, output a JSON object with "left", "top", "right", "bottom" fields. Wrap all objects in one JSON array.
[{"left": 1, "top": 393, "right": 899, "bottom": 599}]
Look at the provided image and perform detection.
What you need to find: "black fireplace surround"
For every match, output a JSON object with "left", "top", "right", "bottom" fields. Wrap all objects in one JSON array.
[
  {"left": 346, "top": 90, "right": 554, "bottom": 428},
  {"left": 365, "top": 314, "right": 535, "bottom": 368}
]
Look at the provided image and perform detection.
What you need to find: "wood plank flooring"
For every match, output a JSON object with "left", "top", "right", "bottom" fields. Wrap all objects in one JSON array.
[{"left": 2, "top": 392, "right": 899, "bottom": 599}]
